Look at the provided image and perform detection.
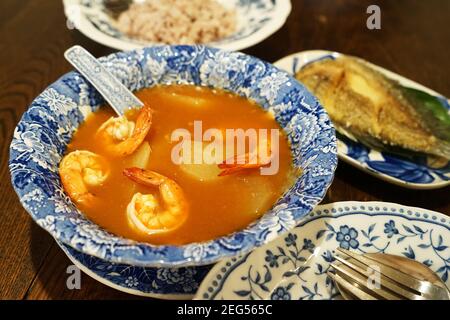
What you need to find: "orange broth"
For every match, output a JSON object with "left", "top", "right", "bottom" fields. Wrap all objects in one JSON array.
[{"left": 67, "top": 85, "right": 295, "bottom": 245}]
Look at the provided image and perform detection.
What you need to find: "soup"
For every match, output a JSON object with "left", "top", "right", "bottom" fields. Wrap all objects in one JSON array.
[{"left": 62, "top": 85, "right": 295, "bottom": 245}]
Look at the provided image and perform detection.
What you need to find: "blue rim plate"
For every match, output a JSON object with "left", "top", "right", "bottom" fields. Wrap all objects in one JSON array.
[
  {"left": 195, "top": 201, "right": 450, "bottom": 300},
  {"left": 9, "top": 45, "right": 337, "bottom": 267},
  {"left": 275, "top": 50, "right": 450, "bottom": 190},
  {"left": 57, "top": 241, "right": 212, "bottom": 299},
  {"left": 63, "top": 0, "right": 292, "bottom": 51}
]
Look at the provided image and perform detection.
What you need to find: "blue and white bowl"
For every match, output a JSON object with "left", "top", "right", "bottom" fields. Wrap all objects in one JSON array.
[
  {"left": 63, "top": 0, "right": 292, "bottom": 51},
  {"left": 9, "top": 45, "right": 337, "bottom": 269}
]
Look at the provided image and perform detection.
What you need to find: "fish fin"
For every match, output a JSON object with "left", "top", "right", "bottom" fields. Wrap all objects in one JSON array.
[
  {"left": 333, "top": 124, "right": 360, "bottom": 144},
  {"left": 337, "top": 124, "right": 450, "bottom": 161},
  {"left": 401, "top": 86, "right": 450, "bottom": 142},
  {"left": 335, "top": 124, "right": 425, "bottom": 159},
  {"left": 435, "top": 140, "right": 450, "bottom": 160}
]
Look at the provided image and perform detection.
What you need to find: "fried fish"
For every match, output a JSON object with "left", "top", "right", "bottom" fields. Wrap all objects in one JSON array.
[{"left": 296, "top": 55, "right": 450, "bottom": 160}]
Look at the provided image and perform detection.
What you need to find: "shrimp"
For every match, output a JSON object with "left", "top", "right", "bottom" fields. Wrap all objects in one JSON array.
[
  {"left": 97, "top": 104, "right": 153, "bottom": 157},
  {"left": 123, "top": 167, "right": 188, "bottom": 235},
  {"left": 218, "top": 137, "right": 273, "bottom": 176},
  {"left": 59, "top": 150, "right": 110, "bottom": 205}
]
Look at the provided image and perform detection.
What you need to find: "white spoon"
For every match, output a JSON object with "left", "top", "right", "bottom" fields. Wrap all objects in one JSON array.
[{"left": 64, "top": 45, "right": 143, "bottom": 116}]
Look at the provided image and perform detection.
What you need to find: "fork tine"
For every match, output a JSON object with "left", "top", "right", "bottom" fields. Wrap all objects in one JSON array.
[
  {"left": 336, "top": 248, "right": 446, "bottom": 298},
  {"left": 330, "top": 262, "right": 401, "bottom": 300},
  {"left": 327, "top": 270, "right": 377, "bottom": 300},
  {"left": 334, "top": 254, "right": 425, "bottom": 300}
]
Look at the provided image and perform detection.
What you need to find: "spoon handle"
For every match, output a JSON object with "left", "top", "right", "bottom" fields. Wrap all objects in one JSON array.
[{"left": 64, "top": 45, "right": 143, "bottom": 116}]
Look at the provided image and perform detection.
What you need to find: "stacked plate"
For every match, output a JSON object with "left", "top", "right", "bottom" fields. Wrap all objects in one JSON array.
[
  {"left": 196, "top": 202, "right": 450, "bottom": 300},
  {"left": 54, "top": 201, "right": 450, "bottom": 299}
]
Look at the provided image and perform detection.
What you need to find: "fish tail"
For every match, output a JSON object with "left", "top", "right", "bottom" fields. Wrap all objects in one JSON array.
[{"left": 436, "top": 140, "right": 450, "bottom": 160}]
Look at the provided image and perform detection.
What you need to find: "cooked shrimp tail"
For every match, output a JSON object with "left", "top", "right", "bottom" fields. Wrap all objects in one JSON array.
[
  {"left": 218, "top": 138, "right": 272, "bottom": 176},
  {"left": 218, "top": 156, "right": 267, "bottom": 176},
  {"left": 97, "top": 104, "right": 153, "bottom": 157},
  {"left": 123, "top": 167, "right": 166, "bottom": 186},
  {"left": 59, "top": 150, "right": 109, "bottom": 205},
  {"left": 123, "top": 167, "right": 188, "bottom": 235}
]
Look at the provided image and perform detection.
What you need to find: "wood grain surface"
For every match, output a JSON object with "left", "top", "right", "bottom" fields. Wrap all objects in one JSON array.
[{"left": 0, "top": 0, "right": 449, "bottom": 300}]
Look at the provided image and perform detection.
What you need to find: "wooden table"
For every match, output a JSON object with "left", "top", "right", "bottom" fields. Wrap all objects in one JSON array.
[{"left": 0, "top": 0, "right": 449, "bottom": 300}]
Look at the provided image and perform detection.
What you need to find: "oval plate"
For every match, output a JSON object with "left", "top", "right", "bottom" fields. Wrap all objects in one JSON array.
[
  {"left": 196, "top": 201, "right": 450, "bottom": 300},
  {"left": 275, "top": 50, "right": 450, "bottom": 189},
  {"left": 63, "top": 0, "right": 291, "bottom": 51}
]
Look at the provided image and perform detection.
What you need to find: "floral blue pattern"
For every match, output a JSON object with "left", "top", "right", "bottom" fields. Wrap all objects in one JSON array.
[
  {"left": 384, "top": 220, "right": 399, "bottom": 238},
  {"left": 346, "top": 142, "right": 450, "bottom": 185},
  {"left": 59, "top": 242, "right": 211, "bottom": 297},
  {"left": 271, "top": 286, "right": 292, "bottom": 300},
  {"left": 336, "top": 226, "right": 359, "bottom": 250},
  {"left": 275, "top": 51, "right": 450, "bottom": 189},
  {"left": 197, "top": 202, "right": 450, "bottom": 300},
  {"left": 9, "top": 45, "right": 337, "bottom": 267}
]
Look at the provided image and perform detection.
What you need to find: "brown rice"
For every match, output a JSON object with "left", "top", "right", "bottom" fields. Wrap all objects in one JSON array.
[{"left": 116, "top": 0, "right": 237, "bottom": 44}]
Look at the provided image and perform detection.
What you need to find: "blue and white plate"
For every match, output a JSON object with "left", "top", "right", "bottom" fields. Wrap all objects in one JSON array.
[
  {"left": 57, "top": 241, "right": 212, "bottom": 299},
  {"left": 195, "top": 201, "right": 450, "bottom": 300},
  {"left": 9, "top": 45, "right": 337, "bottom": 268},
  {"left": 275, "top": 50, "right": 450, "bottom": 189},
  {"left": 63, "top": 0, "right": 291, "bottom": 51}
]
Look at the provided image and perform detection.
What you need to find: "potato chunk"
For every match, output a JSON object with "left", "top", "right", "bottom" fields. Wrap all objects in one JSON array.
[
  {"left": 127, "top": 141, "right": 151, "bottom": 169},
  {"left": 178, "top": 141, "right": 223, "bottom": 182}
]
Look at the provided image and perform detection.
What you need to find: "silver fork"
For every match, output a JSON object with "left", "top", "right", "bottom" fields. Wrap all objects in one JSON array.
[{"left": 327, "top": 248, "right": 450, "bottom": 300}]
